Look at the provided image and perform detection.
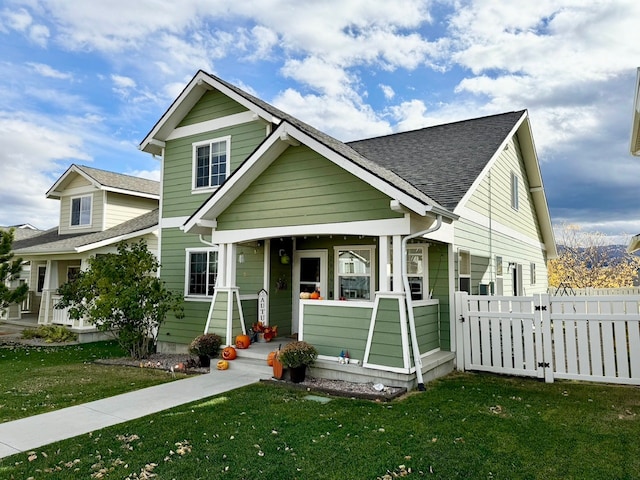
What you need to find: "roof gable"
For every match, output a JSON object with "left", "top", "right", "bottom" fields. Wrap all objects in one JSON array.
[{"left": 46, "top": 164, "right": 159, "bottom": 199}]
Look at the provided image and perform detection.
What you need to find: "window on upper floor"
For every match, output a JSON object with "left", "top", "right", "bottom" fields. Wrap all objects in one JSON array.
[
  {"left": 192, "top": 136, "right": 231, "bottom": 191},
  {"left": 335, "top": 246, "right": 375, "bottom": 301},
  {"left": 185, "top": 248, "right": 219, "bottom": 297},
  {"left": 511, "top": 171, "right": 520, "bottom": 211},
  {"left": 70, "top": 195, "right": 92, "bottom": 227}
]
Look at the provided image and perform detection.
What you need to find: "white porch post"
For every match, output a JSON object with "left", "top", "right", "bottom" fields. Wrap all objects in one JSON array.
[
  {"left": 392, "top": 235, "right": 403, "bottom": 293},
  {"left": 39, "top": 260, "right": 59, "bottom": 325},
  {"left": 378, "top": 236, "right": 390, "bottom": 292}
]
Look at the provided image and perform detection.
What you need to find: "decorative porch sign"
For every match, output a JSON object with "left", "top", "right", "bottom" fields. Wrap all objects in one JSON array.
[{"left": 258, "top": 288, "right": 269, "bottom": 326}]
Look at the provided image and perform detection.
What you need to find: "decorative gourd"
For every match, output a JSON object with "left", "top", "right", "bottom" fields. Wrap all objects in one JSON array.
[
  {"left": 300, "top": 292, "right": 311, "bottom": 299},
  {"left": 310, "top": 291, "right": 320, "bottom": 299},
  {"left": 217, "top": 360, "right": 229, "bottom": 370},
  {"left": 222, "top": 346, "right": 237, "bottom": 360},
  {"left": 235, "top": 334, "right": 251, "bottom": 349},
  {"left": 266, "top": 351, "right": 278, "bottom": 366}
]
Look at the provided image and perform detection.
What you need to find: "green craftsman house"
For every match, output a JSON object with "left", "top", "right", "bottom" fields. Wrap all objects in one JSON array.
[{"left": 140, "top": 70, "right": 556, "bottom": 388}]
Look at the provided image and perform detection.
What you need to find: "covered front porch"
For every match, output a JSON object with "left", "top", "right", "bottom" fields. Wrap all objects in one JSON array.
[{"left": 202, "top": 230, "right": 455, "bottom": 388}]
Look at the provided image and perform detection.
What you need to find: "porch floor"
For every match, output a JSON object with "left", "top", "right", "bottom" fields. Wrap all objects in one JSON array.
[{"left": 230, "top": 338, "right": 455, "bottom": 391}]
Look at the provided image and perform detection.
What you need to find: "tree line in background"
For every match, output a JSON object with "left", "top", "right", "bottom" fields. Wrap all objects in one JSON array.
[{"left": 547, "top": 224, "right": 640, "bottom": 288}]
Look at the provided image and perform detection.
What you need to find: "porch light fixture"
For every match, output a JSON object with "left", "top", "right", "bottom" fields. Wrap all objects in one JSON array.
[
  {"left": 279, "top": 249, "right": 290, "bottom": 265},
  {"left": 238, "top": 253, "right": 245, "bottom": 264}
]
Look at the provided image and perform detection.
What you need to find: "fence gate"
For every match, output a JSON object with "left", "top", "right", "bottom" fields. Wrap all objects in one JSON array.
[{"left": 455, "top": 292, "right": 640, "bottom": 385}]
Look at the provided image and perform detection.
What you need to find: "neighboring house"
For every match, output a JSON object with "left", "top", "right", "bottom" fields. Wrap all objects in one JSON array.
[
  {"left": 139, "top": 70, "right": 556, "bottom": 386},
  {"left": 0, "top": 225, "right": 40, "bottom": 320},
  {"left": 628, "top": 67, "right": 640, "bottom": 253},
  {"left": 10, "top": 164, "right": 159, "bottom": 333}
]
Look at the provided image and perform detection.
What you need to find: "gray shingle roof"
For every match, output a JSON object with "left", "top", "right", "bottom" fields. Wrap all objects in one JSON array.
[
  {"left": 12, "top": 209, "right": 158, "bottom": 255},
  {"left": 202, "top": 71, "right": 522, "bottom": 212},
  {"left": 74, "top": 165, "right": 159, "bottom": 196},
  {"left": 203, "top": 71, "right": 448, "bottom": 211},
  {"left": 347, "top": 111, "right": 525, "bottom": 210}
]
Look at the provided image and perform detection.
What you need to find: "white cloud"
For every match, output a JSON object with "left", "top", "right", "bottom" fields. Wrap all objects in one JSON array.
[
  {"left": 28, "top": 23, "right": 48, "bottom": 46},
  {"left": 379, "top": 84, "right": 395, "bottom": 100},
  {"left": 112, "top": 74, "right": 136, "bottom": 89},
  {"left": 28, "top": 62, "right": 72, "bottom": 79},
  {"left": 274, "top": 88, "right": 391, "bottom": 141},
  {"left": 0, "top": 113, "right": 91, "bottom": 229},
  {"left": 2, "top": 7, "right": 32, "bottom": 32}
]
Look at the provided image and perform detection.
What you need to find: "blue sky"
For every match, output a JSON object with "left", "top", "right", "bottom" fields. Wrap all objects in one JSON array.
[{"left": 1, "top": 0, "right": 639, "bottom": 243}]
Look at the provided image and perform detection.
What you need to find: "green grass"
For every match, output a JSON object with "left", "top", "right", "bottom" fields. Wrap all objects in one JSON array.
[
  {"left": 0, "top": 341, "right": 186, "bottom": 423},
  {"left": 1, "top": 372, "right": 638, "bottom": 479}
]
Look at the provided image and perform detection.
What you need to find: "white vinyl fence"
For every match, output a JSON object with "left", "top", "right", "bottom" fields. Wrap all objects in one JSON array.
[{"left": 455, "top": 293, "right": 640, "bottom": 385}]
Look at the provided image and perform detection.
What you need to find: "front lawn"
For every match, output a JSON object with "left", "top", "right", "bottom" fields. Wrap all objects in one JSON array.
[
  {"left": 0, "top": 341, "right": 186, "bottom": 423},
  {"left": 1, "top": 372, "right": 638, "bottom": 479}
]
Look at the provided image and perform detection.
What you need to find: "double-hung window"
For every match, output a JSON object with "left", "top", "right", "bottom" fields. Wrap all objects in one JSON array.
[
  {"left": 335, "top": 246, "right": 375, "bottom": 301},
  {"left": 186, "top": 248, "right": 218, "bottom": 297},
  {"left": 193, "top": 136, "right": 231, "bottom": 191},
  {"left": 70, "top": 195, "right": 92, "bottom": 226}
]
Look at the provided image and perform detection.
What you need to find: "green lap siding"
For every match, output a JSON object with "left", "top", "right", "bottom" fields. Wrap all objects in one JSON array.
[
  {"left": 413, "top": 304, "right": 440, "bottom": 353},
  {"left": 162, "top": 121, "right": 267, "bottom": 218},
  {"left": 302, "top": 304, "right": 372, "bottom": 361},
  {"left": 429, "top": 243, "right": 451, "bottom": 350},
  {"left": 369, "top": 298, "right": 405, "bottom": 369},
  {"left": 216, "top": 145, "right": 402, "bottom": 230},
  {"left": 207, "top": 292, "right": 228, "bottom": 336},
  {"left": 178, "top": 90, "right": 248, "bottom": 127}
]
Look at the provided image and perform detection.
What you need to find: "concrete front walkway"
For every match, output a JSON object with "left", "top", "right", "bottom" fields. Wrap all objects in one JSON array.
[{"left": 0, "top": 368, "right": 264, "bottom": 460}]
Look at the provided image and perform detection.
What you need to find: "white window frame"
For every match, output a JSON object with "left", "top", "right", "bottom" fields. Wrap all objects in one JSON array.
[
  {"left": 511, "top": 171, "right": 520, "bottom": 211},
  {"left": 70, "top": 194, "right": 92, "bottom": 227},
  {"left": 192, "top": 136, "right": 231, "bottom": 193},
  {"left": 530, "top": 262, "right": 536, "bottom": 285},
  {"left": 334, "top": 245, "right": 376, "bottom": 301},
  {"left": 36, "top": 265, "right": 46, "bottom": 294},
  {"left": 392, "top": 244, "right": 429, "bottom": 300},
  {"left": 185, "top": 247, "right": 219, "bottom": 298},
  {"left": 496, "top": 255, "right": 503, "bottom": 277},
  {"left": 458, "top": 249, "right": 471, "bottom": 293}
]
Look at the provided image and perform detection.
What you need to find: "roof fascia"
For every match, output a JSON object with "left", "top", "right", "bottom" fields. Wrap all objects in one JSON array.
[
  {"left": 139, "top": 70, "right": 281, "bottom": 156},
  {"left": 102, "top": 186, "right": 159, "bottom": 200},
  {"left": 627, "top": 234, "right": 640, "bottom": 254},
  {"left": 75, "top": 225, "right": 158, "bottom": 253},
  {"left": 46, "top": 165, "right": 100, "bottom": 199}
]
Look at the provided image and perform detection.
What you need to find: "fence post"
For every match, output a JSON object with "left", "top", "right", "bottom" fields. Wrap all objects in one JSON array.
[
  {"left": 455, "top": 292, "right": 467, "bottom": 371},
  {"left": 538, "top": 293, "right": 554, "bottom": 383}
]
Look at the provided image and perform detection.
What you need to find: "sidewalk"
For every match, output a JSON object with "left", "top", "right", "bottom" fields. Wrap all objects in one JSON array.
[{"left": 0, "top": 368, "right": 264, "bottom": 460}]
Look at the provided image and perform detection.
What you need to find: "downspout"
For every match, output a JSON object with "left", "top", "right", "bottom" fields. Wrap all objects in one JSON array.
[{"left": 402, "top": 214, "right": 443, "bottom": 391}]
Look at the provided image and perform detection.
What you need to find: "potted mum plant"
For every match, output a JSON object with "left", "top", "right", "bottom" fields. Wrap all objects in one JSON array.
[
  {"left": 188, "top": 333, "right": 222, "bottom": 368},
  {"left": 277, "top": 341, "right": 318, "bottom": 383}
]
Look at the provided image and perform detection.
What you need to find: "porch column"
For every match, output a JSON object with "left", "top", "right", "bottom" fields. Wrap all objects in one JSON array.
[
  {"left": 40, "top": 260, "right": 59, "bottom": 325},
  {"left": 378, "top": 236, "right": 390, "bottom": 292},
  {"left": 392, "top": 235, "right": 404, "bottom": 293}
]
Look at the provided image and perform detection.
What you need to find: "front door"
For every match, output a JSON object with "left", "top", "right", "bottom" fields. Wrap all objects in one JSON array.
[{"left": 292, "top": 250, "right": 327, "bottom": 334}]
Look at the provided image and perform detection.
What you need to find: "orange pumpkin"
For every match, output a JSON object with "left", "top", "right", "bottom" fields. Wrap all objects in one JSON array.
[
  {"left": 310, "top": 291, "right": 320, "bottom": 299},
  {"left": 222, "top": 346, "right": 237, "bottom": 360},
  {"left": 266, "top": 351, "right": 278, "bottom": 366},
  {"left": 217, "top": 360, "right": 229, "bottom": 370},
  {"left": 235, "top": 334, "right": 251, "bottom": 349}
]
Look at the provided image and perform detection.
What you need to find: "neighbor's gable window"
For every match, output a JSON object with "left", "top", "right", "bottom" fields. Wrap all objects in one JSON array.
[
  {"left": 186, "top": 248, "right": 218, "bottom": 297},
  {"left": 511, "top": 172, "right": 519, "bottom": 211},
  {"left": 335, "top": 246, "right": 375, "bottom": 301},
  {"left": 70, "top": 195, "right": 92, "bottom": 226},
  {"left": 193, "top": 136, "right": 231, "bottom": 190}
]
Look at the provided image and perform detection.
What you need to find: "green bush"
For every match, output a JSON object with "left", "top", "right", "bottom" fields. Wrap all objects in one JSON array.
[{"left": 21, "top": 325, "right": 78, "bottom": 343}]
